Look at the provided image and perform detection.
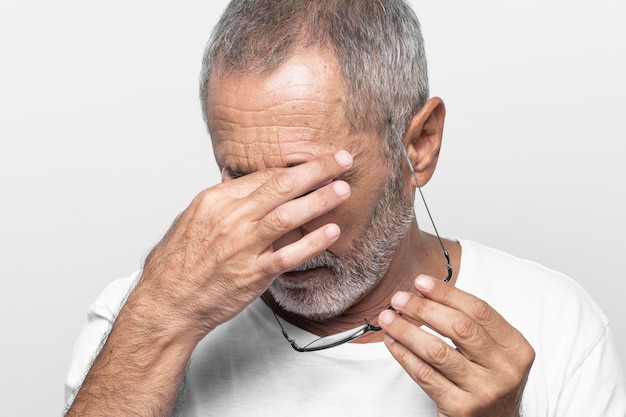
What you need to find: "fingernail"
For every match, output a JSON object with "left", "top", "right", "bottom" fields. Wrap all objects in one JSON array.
[
  {"left": 383, "top": 333, "right": 396, "bottom": 345},
  {"left": 334, "top": 150, "right": 353, "bottom": 167},
  {"left": 415, "top": 274, "right": 435, "bottom": 291},
  {"left": 379, "top": 309, "right": 396, "bottom": 325},
  {"left": 391, "top": 291, "right": 410, "bottom": 307},
  {"left": 332, "top": 181, "right": 350, "bottom": 197},
  {"left": 324, "top": 224, "right": 340, "bottom": 239}
]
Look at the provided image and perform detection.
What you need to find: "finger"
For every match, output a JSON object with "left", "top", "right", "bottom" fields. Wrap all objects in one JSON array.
[
  {"left": 381, "top": 327, "right": 460, "bottom": 406},
  {"left": 256, "top": 180, "right": 351, "bottom": 242},
  {"left": 378, "top": 308, "right": 473, "bottom": 388},
  {"left": 411, "top": 275, "right": 523, "bottom": 349},
  {"left": 261, "top": 223, "right": 341, "bottom": 276},
  {"left": 390, "top": 290, "right": 503, "bottom": 366},
  {"left": 220, "top": 166, "right": 284, "bottom": 196},
  {"left": 381, "top": 310, "right": 529, "bottom": 417},
  {"left": 246, "top": 150, "right": 353, "bottom": 217},
  {"left": 172, "top": 150, "right": 351, "bottom": 244},
  {"left": 390, "top": 277, "right": 527, "bottom": 367}
]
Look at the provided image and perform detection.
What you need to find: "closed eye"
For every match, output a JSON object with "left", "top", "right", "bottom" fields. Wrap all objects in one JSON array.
[{"left": 223, "top": 166, "right": 249, "bottom": 179}]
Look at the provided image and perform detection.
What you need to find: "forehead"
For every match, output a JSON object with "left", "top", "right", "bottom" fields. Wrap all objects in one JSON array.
[{"left": 205, "top": 48, "right": 368, "bottom": 171}]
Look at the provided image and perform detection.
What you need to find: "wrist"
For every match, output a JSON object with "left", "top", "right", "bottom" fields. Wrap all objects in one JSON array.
[
  {"left": 120, "top": 281, "right": 211, "bottom": 348},
  {"left": 67, "top": 301, "right": 196, "bottom": 417}
]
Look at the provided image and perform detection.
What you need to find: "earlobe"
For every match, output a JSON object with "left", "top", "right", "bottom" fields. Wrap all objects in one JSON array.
[{"left": 404, "top": 97, "right": 446, "bottom": 187}]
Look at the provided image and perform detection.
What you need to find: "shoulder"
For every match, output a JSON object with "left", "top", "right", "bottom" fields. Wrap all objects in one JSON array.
[
  {"left": 65, "top": 271, "right": 141, "bottom": 403},
  {"left": 457, "top": 240, "right": 621, "bottom": 406},
  {"left": 87, "top": 271, "right": 141, "bottom": 321},
  {"left": 456, "top": 239, "right": 609, "bottom": 359},
  {"left": 457, "top": 239, "right": 604, "bottom": 320}
]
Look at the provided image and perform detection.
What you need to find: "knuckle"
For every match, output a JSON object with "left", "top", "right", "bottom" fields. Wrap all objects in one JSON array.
[
  {"left": 255, "top": 168, "right": 278, "bottom": 183},
  {"left": 426, "top": 339, "right": 452, "bottom": 366},
  {"left": 263, "top": 208, "right": 293, "bottom": 233},
  {"left": 521, "top": 341, "right": 536, "bottom": 362},
  {"left": 451, "top": 315, "right": 480, "bottom": 340},
  {"left": 508, "top": 342, "right": 536, "bottom": 376},
  {"left": 412, "top": 361, "right": 436, "bottom": 383},
  {"left": 393, "top": 343, "right": 412, "bottom": 363},
  {"left": 194, "top": 187, "right": 217, "bottom": 207},
  {"left": 511, "top": 345, "right": 536, "bottom": 378},
  {"left": 473, "top": 299, "right": 495, "bottom": 322},
  {"left": 316, "top": 155, "right": 336, "bottom": 175},
  {"left": 410, "top": 366, "right": 452, "bottom": 404},
  {"left": 270, "top": 251, "right": 293, "bottom": 273},
  {"left": 270, "top": 172, "right": 297, "bottom": 195},
  {"left": 257, "top": 207, "right": 294, "bottom": 237}
]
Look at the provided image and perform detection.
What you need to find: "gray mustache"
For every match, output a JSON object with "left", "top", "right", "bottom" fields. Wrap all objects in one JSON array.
[{"left": 289, "top": 251, "right": 341, "bottom": 272}]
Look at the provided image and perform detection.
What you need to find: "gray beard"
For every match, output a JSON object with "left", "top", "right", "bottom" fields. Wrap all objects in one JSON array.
[{"left": 268, "top": 178, "right": 415, "bottom": 320}]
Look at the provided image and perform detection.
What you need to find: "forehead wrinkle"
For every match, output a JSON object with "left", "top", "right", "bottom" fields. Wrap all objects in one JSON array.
[
  {"left": 211, "top": 101, "right": 338, "bottom": 132},
  {"left": 208, "top": 69, "right": 346, "bottom": 131},
  {"left": 209, "top": 103, "right": 343, "bottom": 138},
  {"left": 213, "top": 118, "right": 377, "bottom": 175},
  {"left": 207, "top": 48, "right": 366, "bottom": 174},
  {"left": 209, "top": 113, "right": 342, "bottom": 155},
  {"left": 216, "top": 138, "right": 280, "bottom": 173},
  {"left": 216, "top": 135, "right": 332, "bottom": 174}
]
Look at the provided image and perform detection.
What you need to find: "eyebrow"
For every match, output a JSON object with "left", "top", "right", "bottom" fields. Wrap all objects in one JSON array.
[
  {"left": 223, "top": 157, "right": 358, "bottom": 182},
  {"left": 222, "top": 166, "right": 251, "bottom": 178}
]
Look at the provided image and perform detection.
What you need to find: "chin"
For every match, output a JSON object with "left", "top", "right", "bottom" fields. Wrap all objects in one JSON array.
[{"left": 268, "top": 273, "right": 374, "bottom": 321}]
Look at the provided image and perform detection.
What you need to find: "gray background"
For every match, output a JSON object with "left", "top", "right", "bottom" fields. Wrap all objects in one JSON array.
[{"left": 1, "top": 1, "right": 624, "bottom": 415}]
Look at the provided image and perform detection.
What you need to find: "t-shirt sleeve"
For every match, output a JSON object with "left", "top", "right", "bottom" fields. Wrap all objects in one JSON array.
[
  {"left": 553, "top": 323, "right": 626, "bottom": 416},
  {"left": 64, "top": 273, "right": 140, "bottom": 407},
  {"left": 455, "top": 240, "right": 626, "bottom": 416}
]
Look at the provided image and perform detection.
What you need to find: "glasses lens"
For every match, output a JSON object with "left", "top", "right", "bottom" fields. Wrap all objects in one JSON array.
[{"left": 301, "top": 324, "right": 370, "bottom": 351}]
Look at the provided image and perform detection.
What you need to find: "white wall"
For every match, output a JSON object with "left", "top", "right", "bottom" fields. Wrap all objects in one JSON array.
[{"left": 0, "top": 1, "right": 623, "bottom": 415}]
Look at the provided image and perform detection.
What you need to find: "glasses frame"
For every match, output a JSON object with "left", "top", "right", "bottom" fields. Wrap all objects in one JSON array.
[
  {"left": 272, "top": 311, "right": 384, "bottom": 352},
  {"left": 272, "top": 120, "right": 452, "bottom": 353},
  {"left": 389, "top": 119, "right": 452, "bottom": 283}
]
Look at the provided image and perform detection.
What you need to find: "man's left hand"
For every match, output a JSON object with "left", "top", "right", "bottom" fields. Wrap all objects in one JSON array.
[{"left": 378, "top": 275, "right": 535, "bottom": 417}]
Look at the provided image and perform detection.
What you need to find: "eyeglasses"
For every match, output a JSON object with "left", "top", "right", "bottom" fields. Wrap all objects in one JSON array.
[
  {"left": 272, "top": 310, "right": 385, "bottom": 352},
  {"left": 272, "top": 120, "right": 452, "bottom": 352}
]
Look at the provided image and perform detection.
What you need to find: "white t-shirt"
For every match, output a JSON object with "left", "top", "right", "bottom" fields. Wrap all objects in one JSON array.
[{"left": 65, "top": 240, "right": 626, "bottom": 416}]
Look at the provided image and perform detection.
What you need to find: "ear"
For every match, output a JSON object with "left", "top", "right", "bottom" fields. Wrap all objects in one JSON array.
[{"left": 404, "top": 97, "right": 446, "bottom": 187}]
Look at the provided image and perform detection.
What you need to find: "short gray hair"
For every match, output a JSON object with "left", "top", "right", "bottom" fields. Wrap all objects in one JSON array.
[{"left": 199, "top": 0, "right": 429, "bottom": 172}]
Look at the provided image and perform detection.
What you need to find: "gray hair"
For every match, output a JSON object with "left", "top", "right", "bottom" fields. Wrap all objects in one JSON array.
[{"left": 199, "top": 0, "right": 429, "bottom": 176}]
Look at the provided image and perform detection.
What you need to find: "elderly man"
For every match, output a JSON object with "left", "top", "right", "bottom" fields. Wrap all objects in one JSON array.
[{"left": 64, "top": 1, "right": 625, "bottom": 416}]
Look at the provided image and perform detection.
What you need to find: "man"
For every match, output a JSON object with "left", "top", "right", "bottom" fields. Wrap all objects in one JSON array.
[{"left": 64, "top": 1, "right": 626, "bottom": 416}]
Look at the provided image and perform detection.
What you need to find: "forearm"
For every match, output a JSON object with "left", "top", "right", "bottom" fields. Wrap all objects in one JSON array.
[
  {"left": 64, "top": 152, "right": 353, "bottom": 416},
  {"left": 65, "top": 292, "right": 199, "bottom": 417}
]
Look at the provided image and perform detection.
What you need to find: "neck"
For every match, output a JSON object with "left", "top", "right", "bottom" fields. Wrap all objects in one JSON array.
[{"left": 262, "top": 222, "right": 460, "bottom": 343}]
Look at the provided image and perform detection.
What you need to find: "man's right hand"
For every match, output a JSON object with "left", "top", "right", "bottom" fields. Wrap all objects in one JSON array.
[
  {"left": 128, "top": 149, "right": 353, "bottom": 343},
  {"left": 65, "top": 150, "right": 353, "bottom": 417}
]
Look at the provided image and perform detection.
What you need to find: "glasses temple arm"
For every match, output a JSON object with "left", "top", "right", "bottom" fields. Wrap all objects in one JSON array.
[{"left": 389, "top": 120, "right": 453, "bottom": 283}]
